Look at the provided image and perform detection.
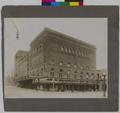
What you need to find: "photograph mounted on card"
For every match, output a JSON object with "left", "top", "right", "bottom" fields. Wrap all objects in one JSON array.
[{"left": 1, "top": 6, "right": 119, "bottom": 111}]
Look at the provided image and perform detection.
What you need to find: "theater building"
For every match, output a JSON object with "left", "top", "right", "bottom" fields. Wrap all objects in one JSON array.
[{"left": 14, "top": 28, "right": 107, "bottom": 92}]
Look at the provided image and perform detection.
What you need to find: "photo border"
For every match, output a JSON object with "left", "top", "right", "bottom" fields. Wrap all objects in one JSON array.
[{"left": 1, "top": 6, "right": 119, "bottom": 111}]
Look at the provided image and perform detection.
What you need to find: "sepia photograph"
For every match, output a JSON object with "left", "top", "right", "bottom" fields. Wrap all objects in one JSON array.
[{"left": 4, "top": 18, "right": 108, "bottom": 98}]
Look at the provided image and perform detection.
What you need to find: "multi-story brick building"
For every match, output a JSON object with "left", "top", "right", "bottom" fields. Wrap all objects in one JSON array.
[{"left": 14, "top": 28, "right": 107, "bottom": 92}]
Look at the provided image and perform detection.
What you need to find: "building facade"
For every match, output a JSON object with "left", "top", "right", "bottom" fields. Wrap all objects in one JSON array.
[{"left": 15, "top": 28, "right": 107, "bottom": 92}]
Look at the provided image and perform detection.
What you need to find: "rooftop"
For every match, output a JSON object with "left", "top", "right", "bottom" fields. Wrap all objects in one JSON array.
[{"left": 30, "top": 27, "right": 96, "bottom": 49}]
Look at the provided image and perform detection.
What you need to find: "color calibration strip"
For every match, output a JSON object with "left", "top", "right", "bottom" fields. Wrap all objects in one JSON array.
[{"left": 42, "top": 0, "right": 83, "bottom": 6}]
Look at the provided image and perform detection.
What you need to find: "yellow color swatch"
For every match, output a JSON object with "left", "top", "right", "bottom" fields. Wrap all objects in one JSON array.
[{"left": 69, "top": 2, "right": 79, "bottom": 6}]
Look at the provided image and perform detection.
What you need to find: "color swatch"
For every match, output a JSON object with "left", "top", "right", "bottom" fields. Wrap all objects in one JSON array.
[{"left": 42, "top": 0, "right": 83, "bottom": 6}]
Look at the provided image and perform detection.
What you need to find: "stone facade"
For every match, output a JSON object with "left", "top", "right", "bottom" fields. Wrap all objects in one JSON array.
[
  {"left": 15, "top": 50, "right": 28, "bottom": 78},
  {"left": 15, "top": 28, "right": 107, "bottom": 92}
]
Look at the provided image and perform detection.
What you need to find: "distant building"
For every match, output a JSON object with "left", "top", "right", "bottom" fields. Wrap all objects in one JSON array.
[{"left": 14, "top": 28, "right": 107, "bottom": 92}]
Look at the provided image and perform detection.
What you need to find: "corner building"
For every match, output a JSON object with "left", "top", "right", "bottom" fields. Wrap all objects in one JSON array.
[{"left": 15, "top": 28, "right": 107, "bottom": 92}]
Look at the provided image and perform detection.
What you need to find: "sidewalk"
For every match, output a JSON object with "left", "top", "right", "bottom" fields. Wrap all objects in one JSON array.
[{"left": 5, "top": 85, "right": 107, "bottom": 98}]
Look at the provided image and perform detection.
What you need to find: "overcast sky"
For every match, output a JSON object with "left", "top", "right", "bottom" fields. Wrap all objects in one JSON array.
[{"left": 4, "top": 18, "right": 107, "bottom": 76}]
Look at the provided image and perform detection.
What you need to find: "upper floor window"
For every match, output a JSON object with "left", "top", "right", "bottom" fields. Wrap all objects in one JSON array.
[
  {"left": 86, "top": 66, "right": 89, "bottom": 70},
  {"left": 61, "top": 46, "right": 64, "bottom": 52},
  {"left": 50, "top": 60, "right": 54, "bottom": 64},
  {"left": 97, "top": 74, "right": 100, "bottom": 80},
  {"left": 80, "top": 66, "right": 84, "bottom": 70},
  {"left": 74, "top": 64, "right": 77, "bottom": 68},
  {"left": 86, "top": 72, "right": 89, "bottom": 75},
  {"left": 67, "top": 70, "right": 70, "bottom": 74},
  {"left": 72, "top": 49, "right": 75, "bottom": 54},
  {"left": 67, "top": 63, "right": 71, "bottom": 67},
  {"left": 59, "top": 61, "right": 63, "bottom": 66},
  {"left": 50, "top": 68, "right": 54, "bottom": 77},
  {"left": 76, "top": 50, "right": 78, "bottom": 56},
  {"left": 81, "top": 52, "right": 84, "bottom": 56},
  {"left": 59, "top": 69, "right": 63, "bottom": 78},
  {"left": 60, "top": 69, "right": 63, "bottom": 72},
  {"left": 51, "top": 68, "right": 54, "bottom": 71},
  {"left": 67, "top": 70, "right": 71, "bottom": 79},
  {"left": 84, "top": 51, "right": 87, "bottom": 57},
  {"left": 78, "top": 51, "right": 81, "bottom": 56},
  {"left": 68, "top": 48, "right": 71, "bottom": 53},
  {"left": 81, "top": 72, "right": 83, "bottom": 74}
]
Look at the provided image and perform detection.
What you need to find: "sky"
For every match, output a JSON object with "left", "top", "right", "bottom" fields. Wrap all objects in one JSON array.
[{"left": 4, "top": 18, "right": 107, "bottom": 76}]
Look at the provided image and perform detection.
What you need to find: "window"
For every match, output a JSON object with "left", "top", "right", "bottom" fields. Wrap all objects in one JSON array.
[
  {"left": 51, "top": 68, "right": 54, "bottom": 71},
  {"left": 97, "top": 74, "right": 100, "bottom": 80},
  {"left": 72, "top": 49, "right": 75, "bottom": 54},
  {"left": 68, "top": 48, "right": 71, "bottom": 53},
  {"left": 76, "top": 50, "right": 78, "bottom": 56},
  {"left": 78, "top": 51, "right": 80, "bottom": 56},
  {"left": 86, "top": 75, "right": 89, "bottom": 79},
  {"left": 50, "top": 60, "right": 54, "bottom": 64},
  {"left": 59, "top": 61, "right": 63, "bottom": 66},
  {"left": 59, "top": 69, "right": 63, "bottom": 78},
  {"left": 74, "top": 71, "right": 77, "bottom": 79},
  {"left": 81, "top": 51, "right": 83, "bottom": 56},
  {"left": 60, "top": 69, "right": 63, "bottom": 72},
  {"left": 80, "top": 66, "right": 83, "bottom": 70},
  {"left": 74, "top": 64, "right": 77, "bottom": 68},
  {"left": 65, "top": 47, "right": 67, "bottom": 53},
  {"left": 86, "top": 72, "right": 89, "bottom": 75},
  {"left": 67, "top": 70, "right": 70, "bottom": 79},
  {"left": 67, "top": 70, "right": 70, "bottom": 74},
  {"left": 61, "top": 46, "right": 64, "bottom": 51},
  {"left": 41, "top": 68, "right": 43, "bottom": 75},
  {"left": 67, "top": 63, "right": 70, "bottom": 67},
  {"left": 81, "top": 72, "right": 83, "bottom": 74},
  {"left": 50, "top": 68, "right": 54, "bottom": 77},
  {"left": 80, "top": 75, "right": 83, "bottom": 79},
  {"left": 86, "top": 66, "right": 89, "bottom": 70}
]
